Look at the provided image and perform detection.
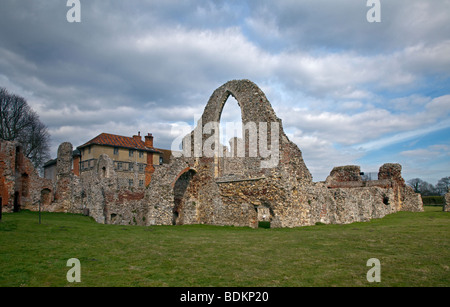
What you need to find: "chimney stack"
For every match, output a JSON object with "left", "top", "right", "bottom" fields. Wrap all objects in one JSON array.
[
  {"left": 145, "top": 133, "right": 154, "bottom": 148},
  {"left": 133, "top": 131, "right": 142, "bottom": 142}
]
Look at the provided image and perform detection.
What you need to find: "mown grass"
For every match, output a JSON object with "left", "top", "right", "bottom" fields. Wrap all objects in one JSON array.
[{"left": 0, "top": 207, "right": 449, "bottom": 287}]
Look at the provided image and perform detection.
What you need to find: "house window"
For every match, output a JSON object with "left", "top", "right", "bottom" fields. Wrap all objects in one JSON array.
[
  {"left": 129, "top": 163, "right": 134, "bottom": 171},
  {"left": 139, "top": 151, "right": 144, "bottom": 158},
  {"left": 159, "top": 156, "right": 163, "bottom": 164},
  {"left": 113, "top": 147, "right": 119, "bottom": 155},
  {"left": 117, "top": 162, "right": 123, "bottom": 170},
  {"left": 139, "top": 164, "right": 144, "bottom": 172},
  {"left": 139, "top": 180, "right": 144, "bottom": 187},
  {"left": 128, "top": 179, "right": 133, "bottom": 187},
  {"left": 129, "top": 150, "right": 134, "bottom": 157}
]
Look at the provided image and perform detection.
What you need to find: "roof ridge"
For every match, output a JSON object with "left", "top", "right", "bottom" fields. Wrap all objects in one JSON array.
[
  {"left": 99, "top": 132, "right": 137, "bottom": 139},
  {"left": 78, "top": 132, "right": 160, "bottom": 153}
]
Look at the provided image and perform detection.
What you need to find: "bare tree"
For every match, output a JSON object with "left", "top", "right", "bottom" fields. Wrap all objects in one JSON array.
[
  {"left": 419, "top": 181, "right": 437, "bottom": 196},
  {"left": 0, "top": 88, "right": 50, "bottom": 170},
  {"left": 436, "top": 177, "right": 450, "bottom": 195},
  {"left": 407, "top": 178, "right": 423, "bottom": 193}
]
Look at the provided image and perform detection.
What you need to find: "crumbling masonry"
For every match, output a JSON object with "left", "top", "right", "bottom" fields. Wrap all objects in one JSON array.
[{"left": 0, "top": 80, "right": 424, "bottom": 227}]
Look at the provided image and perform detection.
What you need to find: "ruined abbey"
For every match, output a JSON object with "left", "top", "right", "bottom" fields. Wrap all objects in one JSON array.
[{"left": 0, "top": 80, "right": 424, "bottom": 227}]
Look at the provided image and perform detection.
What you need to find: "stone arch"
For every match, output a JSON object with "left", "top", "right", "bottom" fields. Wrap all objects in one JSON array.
[
  {"left": 144, "top": 79, "right": 313, "bottom": 227},
  {"left": 171, "top": 167, "right": 197, "bottom": 188},
  {"left": 215, "top": 90, "right": 241, "bottom": 123},
  {"left": 201, "top": 81, "right": 275, "bottom": 178},
  {"left": 172, "top": 168, "right": 198, "bottom": 225},
  {"left": 201, "top": 80, "right": 280, "bottom": 125},
  {"left": 197, "top": 79, "right": 310, "bottom": 180},
  {"left": 172, "top": 167, "right": 197, "bottom": 225}
]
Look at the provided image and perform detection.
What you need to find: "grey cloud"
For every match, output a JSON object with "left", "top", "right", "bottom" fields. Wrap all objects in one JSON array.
[
  {"left": 1, "top": 1, "right": 449, "bottom": 183},
  {"left": 245, "top": 0, "right": 450, "bottom": 53}
]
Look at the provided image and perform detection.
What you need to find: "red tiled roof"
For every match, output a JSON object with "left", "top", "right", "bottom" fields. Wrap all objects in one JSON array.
[{"left": 78, "top": 133, "right": 160, "bottom": 153}]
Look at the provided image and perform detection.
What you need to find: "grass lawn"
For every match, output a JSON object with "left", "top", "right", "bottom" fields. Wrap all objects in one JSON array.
[{"left": 0, "top": 207, "right": 448, "bottom": 287}]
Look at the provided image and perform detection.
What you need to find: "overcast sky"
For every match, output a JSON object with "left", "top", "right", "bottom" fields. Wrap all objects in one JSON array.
[{"left": 1, "top": 0, "right": 449, "bottom": 184}]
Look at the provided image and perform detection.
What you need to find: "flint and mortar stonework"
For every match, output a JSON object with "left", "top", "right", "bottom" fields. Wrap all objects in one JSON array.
[
  {"left": 0, "top": 141, "right": 53, "bottom": 213},
  {"left": 1, "top": 80, "right": 425, "bottom": 227},
  {"left": 444, "top": 190, "right": 450, "bottom": 212}
]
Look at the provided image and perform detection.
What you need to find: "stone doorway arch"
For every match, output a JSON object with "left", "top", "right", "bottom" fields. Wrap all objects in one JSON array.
[{"left": 172, "top": 168, "right": 198, "bottom": 225}]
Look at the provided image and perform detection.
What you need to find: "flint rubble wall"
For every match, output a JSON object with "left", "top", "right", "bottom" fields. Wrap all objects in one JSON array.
[{"left": 0, "top": 80, "right": 424, "bottom": 227}]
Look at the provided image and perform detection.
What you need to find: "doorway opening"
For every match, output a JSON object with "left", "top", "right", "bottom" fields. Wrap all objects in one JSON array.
[
  {"left": 13, "top": 192, "right": 20, "bottom": 212},
  {"left": 255, "top": 203, "right": 273, "bottom": 228},
  {"left": 172, "top": 169, "right": 197, "bottom": 225}
]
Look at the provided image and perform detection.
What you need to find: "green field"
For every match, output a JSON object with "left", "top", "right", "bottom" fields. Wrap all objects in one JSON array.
[{"left": 0, "top": 207, "right": 449, "bottom": 287}]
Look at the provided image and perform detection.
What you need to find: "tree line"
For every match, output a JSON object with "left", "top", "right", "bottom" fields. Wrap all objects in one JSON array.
[{"left": 407, "top": 177, "right": 450, "bottom": 196}]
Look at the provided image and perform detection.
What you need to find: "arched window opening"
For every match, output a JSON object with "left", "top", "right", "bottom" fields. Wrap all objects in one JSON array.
[
  {"left": 40, "top": 188, "right": 52, "bottom": 206},
  {"left": 219, "top": 95, "right": 243, "bottom": 154}
]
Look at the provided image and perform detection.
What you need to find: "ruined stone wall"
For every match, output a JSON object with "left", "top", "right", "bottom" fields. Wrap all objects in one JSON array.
[
  {"left": 326, "top": 187, "right": 396, "bottom": 224},
  {"left": 0, "top": 141, "right": 16, "bottom": 211},
  {"left": 325, "top": 165, "right": 363, "bottom": 188},
  {"left": 156, "top": 79, "right": 315, "bottom": 228},
  {"left": 144, "top": 158, "right": 195, "bottom": 225},
  {"left": 78, "top": 153, "right": 148, "bottom": 225},
  {"left": 183, "top": 79, "right": 312, "bottom": 184},
  {"left": 443, "top": 190, "right": 450, "bottom": 212},
  {"left": 0, "top": 140, "right": 53, "bottom": 213},
  {"left": 1, "top": 79, "right": 424, "bottom": 229},
  {"left": 138, "top": 80, "right": 423, "bottom": 228},
  {"left": 52, "top": 142, "right": 76, "bottom": 212}
]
